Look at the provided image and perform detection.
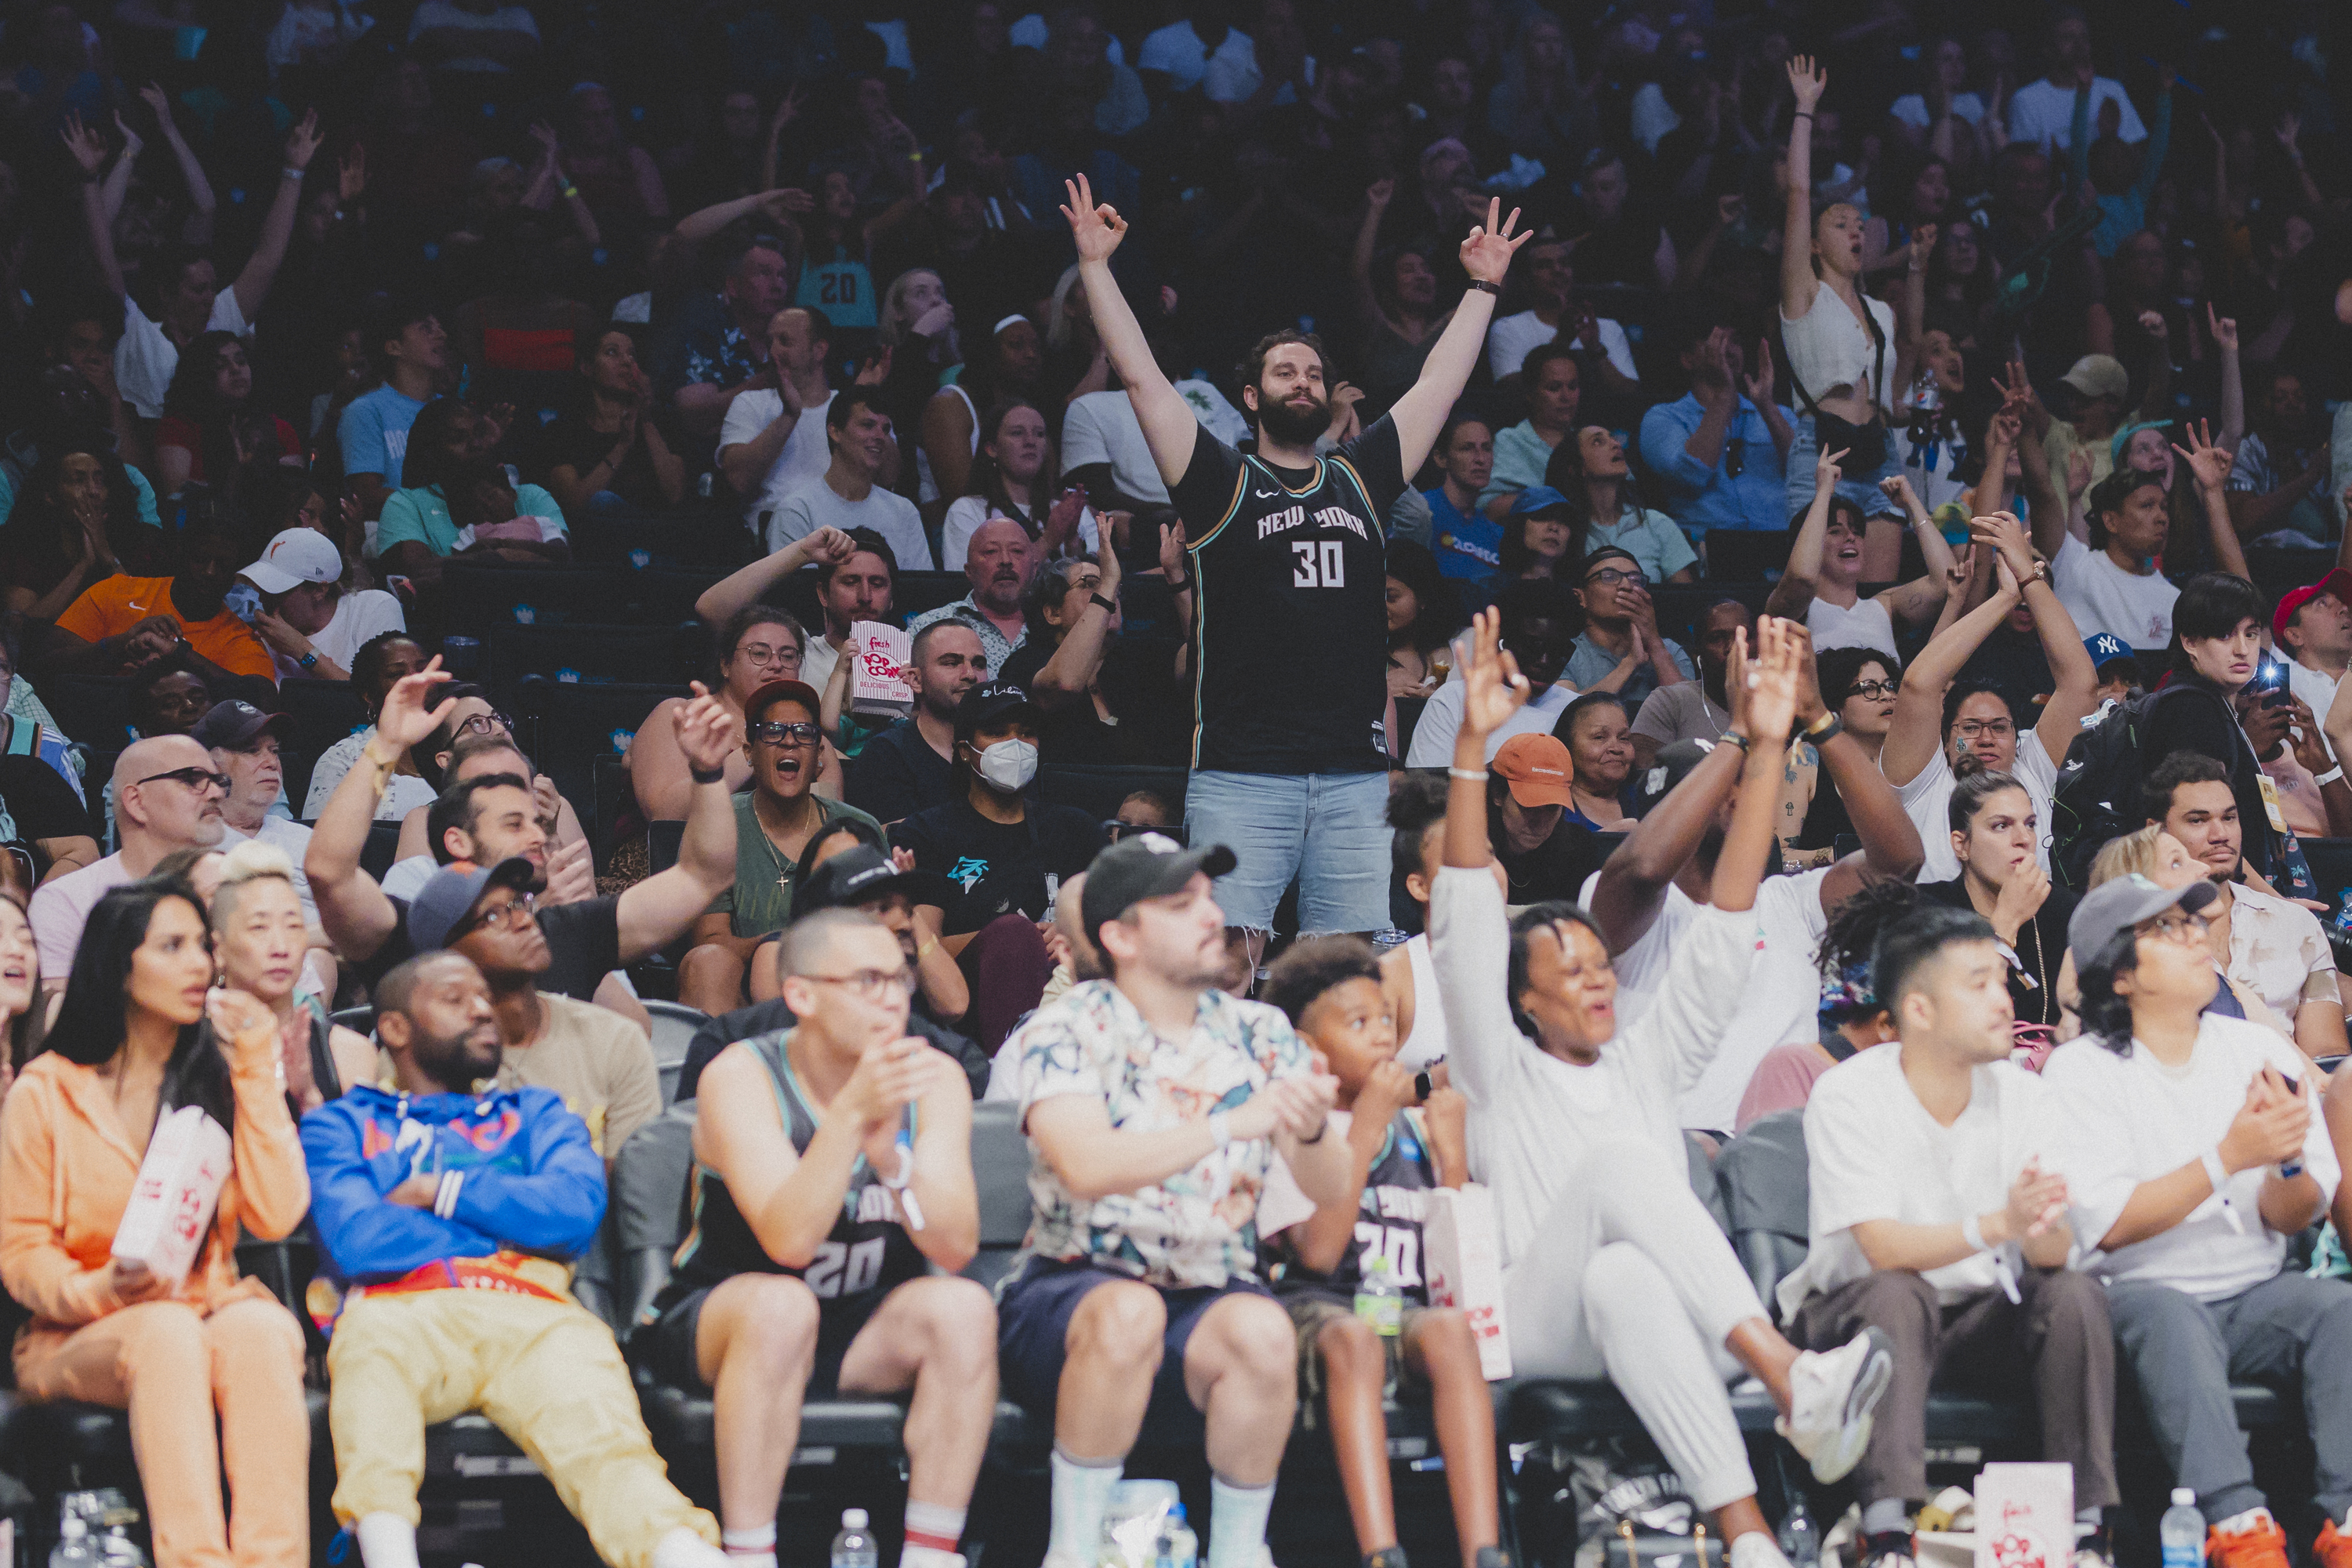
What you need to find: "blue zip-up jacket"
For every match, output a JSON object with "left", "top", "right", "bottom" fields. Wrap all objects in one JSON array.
[{"left": 300, "top": 1083, "right": 606, "bottom": 1283}]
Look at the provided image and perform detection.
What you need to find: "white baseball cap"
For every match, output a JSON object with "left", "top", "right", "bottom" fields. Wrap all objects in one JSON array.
[{"left": 240, "top": 528, "right": 343, "bottom": 596}]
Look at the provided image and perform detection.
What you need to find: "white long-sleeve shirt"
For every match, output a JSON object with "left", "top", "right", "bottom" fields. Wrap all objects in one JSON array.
[{"left": 1428, "top": 863, "right": 1757, "bottom": 1268}]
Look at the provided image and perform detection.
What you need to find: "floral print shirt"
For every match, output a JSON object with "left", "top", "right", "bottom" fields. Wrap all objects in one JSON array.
[{"left": 1013, "top": 978, "right": 1312, "bottom": 1288}]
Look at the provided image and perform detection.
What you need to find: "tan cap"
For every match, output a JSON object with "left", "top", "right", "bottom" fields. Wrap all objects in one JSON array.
[{"left": 2060, "top": 354, "right": 2129, "bottom": 402}]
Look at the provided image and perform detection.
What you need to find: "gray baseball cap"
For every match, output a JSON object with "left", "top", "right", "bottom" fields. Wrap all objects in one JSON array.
[
  {"left": 406, "top": 855, "right": 537, "bottom": 953},
  {"left": 2067, "top": 874, "right": 2220, "bottom": 971}
]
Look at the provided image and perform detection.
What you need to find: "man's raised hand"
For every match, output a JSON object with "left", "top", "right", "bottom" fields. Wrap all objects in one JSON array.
[
  {"left": 1061, "top": 174, "right": 1127, "bottom": 263},
  {"left": 1460, "top": 196, "right": 1531, "bottom": 285}
]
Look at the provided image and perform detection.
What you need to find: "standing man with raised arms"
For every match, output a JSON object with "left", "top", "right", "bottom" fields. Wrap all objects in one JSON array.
[{"left": 1061, "top": 173, "right": 1528, "bottom": 960}]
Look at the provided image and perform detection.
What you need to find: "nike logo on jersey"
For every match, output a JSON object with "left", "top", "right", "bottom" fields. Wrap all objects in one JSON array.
[{"left": 1252, "top": 488, "right": 1278, "bottom": 499}]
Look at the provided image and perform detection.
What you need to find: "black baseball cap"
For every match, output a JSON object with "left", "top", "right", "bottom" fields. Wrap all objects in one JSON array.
[
  {"left": 1081, "top": 832, "right": 1237, "bottom": 953},
  {"left": 953, "top": 680, "right": 1040, "bottom": 743},
  {"left": 406, "top": 855, "right": 537, "bottom": 952},
  {"left": 789, "top": 844, "right": 952, "bottom": 922},
  {"left": 191, "top": 699, "right": 296, "bottom": 752}
]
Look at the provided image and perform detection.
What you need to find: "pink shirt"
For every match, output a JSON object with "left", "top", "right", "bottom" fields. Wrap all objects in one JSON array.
[
  {"left": 28, "top": 854, "right": 133, "bottom": 982},
  {"left": 1734, "top": 1041, "right": 1837, "bottom": 1133}
]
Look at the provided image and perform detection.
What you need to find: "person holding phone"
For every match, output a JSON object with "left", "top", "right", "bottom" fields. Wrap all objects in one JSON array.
[{"left": 2044, "top": 875, "right": 2351, "bottom": 1568}]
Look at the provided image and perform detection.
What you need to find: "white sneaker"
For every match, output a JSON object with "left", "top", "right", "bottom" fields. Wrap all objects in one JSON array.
[{"left": 1775, "top": 1327, "right": 1893, "bottom": 1483}]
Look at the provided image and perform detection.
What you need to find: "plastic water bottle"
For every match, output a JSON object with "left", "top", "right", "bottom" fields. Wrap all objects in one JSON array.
[
  {"left": 830, "top": 1508, "right": 878, "bottom": 1568},
  {"left": 2160, "top": 1488, "right": 2205, "bottom": 1568},
  {"left": 49, "top": 1516, "right": 98, "bottom": 1568},
  {"left": 1355, "top": 1254, "right": 1403, "bottom": 1398},
  {"left": 97, "top": 1526, "right": 147, "bottom": 1568},
  {"left": 1156, "top": 1504, "right": 1198, "bottom": 1568},
  {"left": 1777, "top": 1494, "right": 1820, "bottom": 1568}
]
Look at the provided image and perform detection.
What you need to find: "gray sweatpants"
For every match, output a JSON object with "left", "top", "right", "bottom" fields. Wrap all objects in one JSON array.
[
  {"left": 2106, "top": 1270, "right": 2352, "bottom": 1524},
  {"left": 1501, "top": 1135, "right": 1765, "bottom": 1512}
]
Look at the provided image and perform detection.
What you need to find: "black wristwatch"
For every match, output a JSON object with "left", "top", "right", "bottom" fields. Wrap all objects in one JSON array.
[
  {"left": 296, "top": 652, "right": 319, "bottom": 671},
  {"left": 1091, "top": 593, "right": 1117, "bottom": 616},
  {"left": 689, "top": 763, "right": 726, "bottom": 785},
  {"left": 1413, "top": 1069, "right": 1435, "bottom": 1103}
]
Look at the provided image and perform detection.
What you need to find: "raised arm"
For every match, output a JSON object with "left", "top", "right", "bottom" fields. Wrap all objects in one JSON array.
[
  {"left": 231, "top": 110, "right": 324, "bottom": 324},
  {"left": 613, "top": 687, "right": 741, "bottom": 964},
  {"left": 1029, "top": 543, "right": 1120, "bottom": 711},
  {"left": 1350, "top": 180, "right": 1397, "bottom": 333},
  {"left": 1877, "top": 473, "right": 1961, "bottom": 625},
  {"left": 138, "top": 83, "right": 215, "bottom": 244},
  {"left": 2211, "top": 308, "right": 2244, "bottom": 452},
  {"left": 690, "top": 527, "right": 855, "bottom": 624},
  {"left": 1388, "top": 196, "right": 1529, "bottom": 474},
  {"left": 2176, "top": 419, "right": 2251, "bottom": 580},
  {"left": 1883, "top": 567, "right": 2021, "bottom": 785},
  {"left": 1763, "top": 445, "right": 1845, "bottom": 620},
  {"left": 1780, "top": 56, "right": 1828, "bottom": 321},
  {"left": 62, "top": 114, "right": 125, "bottom": 299},
  {"left": 305, "top": 661, "right": 458, "bottom": 963},
  {"left": 1973, "top": 510, "right": 2100, "bottom": 746},
  {"left": 1792, "top": 629, "right": 1926, "bottom": 906},
  {"left": 1062, "top": 176, "right": 1200, "bottom": 487},
  {"left": 1710, "top": 619, "right": 1806, "bottom": 916}
]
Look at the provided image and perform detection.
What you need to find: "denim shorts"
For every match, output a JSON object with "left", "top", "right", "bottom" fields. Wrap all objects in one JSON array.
[
  {"left": 1181, "top": 768, "right": 1391, "bottom": 933},
  {"left": 1786, "top": 413, "right": 1907, "bottom": 524}
]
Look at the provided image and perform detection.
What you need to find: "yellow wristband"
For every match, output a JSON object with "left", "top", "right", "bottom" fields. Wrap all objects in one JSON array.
[{"left": 916, "top": 938, "right": 941, "bottom": 961}]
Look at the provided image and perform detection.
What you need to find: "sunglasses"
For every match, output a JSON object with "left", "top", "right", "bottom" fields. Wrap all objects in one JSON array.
[
  {"left": 750, "top": 719, "right": 822, "bottom": 748},
  {"left": 137, "top": 766, "right": 230, "bottom": 794}
]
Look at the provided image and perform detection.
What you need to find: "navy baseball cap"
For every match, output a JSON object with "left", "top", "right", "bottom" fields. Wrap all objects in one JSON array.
[
  {"left": 1509, "top": 485, "right": 1570, "bottom": 517},
  {"left": 191, "top": 700, "right": 296, "bottom": 751},
  {"left": 2082, "top": 632, "right": 2136, "bottom": 673},
  {"left": 406, "top": 856, "right": 537, "bottom": 952}
]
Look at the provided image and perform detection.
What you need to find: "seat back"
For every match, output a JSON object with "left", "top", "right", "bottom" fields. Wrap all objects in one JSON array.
[
  {"left": 1714, "top": 1109, "right": 1809, "bottom": 1318},
  {"left": 641, "top": 1000, "right": 706, "bottom": 1107},
  {"left": 39, "top": 676, "right": 133, "bottom": 748},
  {"left": 434, "top": 563, "right": 624, "bottom": 628},
  {"left": 485, "top": 622, "right": 700, "bottom": 702},
  {"left": 1684, "top": 1131, "right": 1730, "bottom": 1234},
  {"left": 610, "top": 1105, "right": 699, "bottom": 1332},
  {"left": 895, "top": 571, "right": 972, "bottom": 618},
  {"left": 964, "top": 1098, "right": 1031, "bottom": 1292},
  {"left": 1033, "top": 764, "right": 1192, "bottom": 824}
]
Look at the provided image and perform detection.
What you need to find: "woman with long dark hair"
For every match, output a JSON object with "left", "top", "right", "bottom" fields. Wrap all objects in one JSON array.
[
  {"left": 0, "top": 891, "right": 42, "bottom": 1100},
  {"left": 154, "top": 330, "right": 302, "bottom": 500},
  {"left": 1385, "top": 539, "right": 1462, "bottom": 697},
  {"left": 0, "top": 877, "right": 309, "bottom": 1568},
  {"left": 940, "top": 401, "right": 1100, "bottom": 572},
  {"left": 1541, "top": 426, "right": 1697, "bottom": 583}
]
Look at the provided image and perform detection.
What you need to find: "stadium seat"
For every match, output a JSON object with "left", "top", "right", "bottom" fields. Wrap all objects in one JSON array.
[
  {"left": 433, "top": 564, "right": 625, "bottom": 630},
  {"left": 512, "top": 677, "right": 688, "bottom": 832},
  {"left": 1034, "top": 764, "right": 1190, "bottom": 824},
  {"left": 615, "top": 568, "right": 725, "bottom": 626},
  {"left": 38, "top": 676, "right": 133, "bottom": 749},
  {"left": 484, "top": 622, "right": 702, "bottom": 702},
  {"left": 895, "top": 572, "right": 972, "bottom": 619},
  {"left": 272, "top": 679, "right": 368, "bottom": 747},
  {"left": 641, "top": 1000, "right": 704, "bottom": 1107},
  {"left": 360, "top": 820, "right": 403, "bottom": 880}
]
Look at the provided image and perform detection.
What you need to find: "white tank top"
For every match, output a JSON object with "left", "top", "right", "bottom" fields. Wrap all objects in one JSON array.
[
  {"left": 1780, "top": 285, "right": 1897, "bottom": 419},
  {"left": 1806, "top": 594, "right": 1899, "bottom": 660},
  {"left": 1399, "top": 932, "right": 1449, "bottom": 1069},
  {"left": 914, "top": 383, "right": 980, "bottom": 504}
]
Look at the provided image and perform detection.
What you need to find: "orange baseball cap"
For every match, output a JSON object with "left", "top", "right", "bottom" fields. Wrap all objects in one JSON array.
[{"left": 1491, "top": 732, "right": 1577, "bottom": 808}]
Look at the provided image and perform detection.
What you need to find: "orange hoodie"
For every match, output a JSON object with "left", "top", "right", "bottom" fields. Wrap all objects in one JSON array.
[{"left": 0, "top": 1031, "right": 308, "bottom": 1354}]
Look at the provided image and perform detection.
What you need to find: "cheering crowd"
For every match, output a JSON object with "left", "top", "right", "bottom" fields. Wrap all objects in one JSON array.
[{"left": 3, "top": 2, "right": 2352, "bottom": 1567}]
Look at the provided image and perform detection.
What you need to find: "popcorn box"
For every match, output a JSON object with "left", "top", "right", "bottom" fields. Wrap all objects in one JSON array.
[
  {"left": 1973, "top": 1463, "right": 2072, "bottom": 1568},
  {"left": 110, "top": 1106, "right": 232, "bottom": 1284},
  {"left": 849, "top": 620, "right": 915, "bottom": 718},
  {"left": 1423, "top": 1184, "right": 1513, "bottom": 1380}
]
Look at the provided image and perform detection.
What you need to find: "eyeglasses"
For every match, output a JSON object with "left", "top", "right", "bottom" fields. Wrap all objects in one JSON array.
[
  {"left": 736, "top": 641, "right": 801, "bottom": 669},
  {"left": 800, "top": 966, "right": 915, "bottom": 1002},
  {"left": 460, "top": 893, "right": 537, "bottom": 937},
  {"left": 1583, "top": 566, "right": 1648, "bottom": 589},
  {"left": 2140, "top": 911, "right": 2210, "bottom": 946},
  {"left": 1104, "top": 818, "right": 1183, "bottom": 844},
  {"left": 456, "top": 712, "right": 514, "bottom": 737},
  {"left": 750, "top": 720, "right": 822, "bottom": 748},
  {"left": 1848, "top": 679, "right": 1899, "bottom": 699},
  {"left": 136, "top": 766, "right": 230, "bottom": 795},
  {"left": 1953, "top": 719, "right": 2016, "bottom": 740}
]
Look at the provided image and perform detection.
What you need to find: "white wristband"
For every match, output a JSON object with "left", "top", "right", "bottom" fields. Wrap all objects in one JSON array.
[
  {"left": 1448, "top": 767, "right": 1488, "bottom": 782},
  {"left": 2318, "top": 766, "right": 2345, "bottom": 786},
  {"left": 1960, "top": 1214, "right": 1991, "bottom": 1254},
  {"left": 1207, "top": 1110, "right": 1232, "bottom": 1150},
  {"left": 2202, "top": 1146, "right": 2231, "bottom": 1196}
]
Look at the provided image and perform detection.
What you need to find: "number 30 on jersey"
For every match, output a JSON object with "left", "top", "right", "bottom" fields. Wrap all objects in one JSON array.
[{"left": 1292, "top": 539, "right": 1347, "bottom": 588}]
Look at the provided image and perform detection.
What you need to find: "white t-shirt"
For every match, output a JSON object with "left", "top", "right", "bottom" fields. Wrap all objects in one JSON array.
[
  {"left": 1897, "top": 731, "right": 2057, "bottom": 884},
  {"left": 216, "top": 817, "right": 318, "bottom": 922},
  {"left": 1778, "top": 1044, "right": 2056, "bottom": 1319},
  {"left": 2007, "top": 76, "right": 2147, "bottom": 153},
  {"left": 719, "top": 389, "right": 833, "bottom": 532},
  {"left": 116, "top": 292, "right": 249, "bottom": 421},
  {"left": 1138, "top": 20, "right": 1253, "bottom": 89},
  {"left": 1202, "top": 40, "right": 1314, "bottom": 106},
  {"left": 1485, "top": 310, "right": 1639, "bottom": 385},
  {"left": 1403, "top": 677, "right": 1574, "bottom": 768},
  {"left": 1890, "top": 92, "right": 1987, "bottom": 129},
  {"left": 939, "top": 495, "right": 1100, "bottom": 574},
  {"left": 1806, "top": 594, "right": 1898, "bottom": 660},
  {"left": 2053, "top": 533, "right": 2180, "bottom": 651},
  {"left": 801, "top": 633, "right": 843, "bottom": 697},
  {"left": 274, "top": 589, "right": 405, "bottom": 682},
  {"left": 1399, "top": 933, "right": 1447, "bottom": 1070},
  {"left": 2288, "top": 658, "right": 2341, "bottom": 766},
  {"left": 769, "top": 477, "right": 931, "bottom": 571},
  {"left": 303, "top": 728, "right": 437, "bottom": 822},
  {"left": 29, "top": 852, "right": 135, "bottom": 979},
  {"left": 1062, "top": 390, "right": 1171, "bottom": 506},
  {"left": 2044, "top": 1016, "right": 2339, "bottom": 1301},
  {"left": 1585, "top": 866, "right": 1832, "bottom": 1133}
]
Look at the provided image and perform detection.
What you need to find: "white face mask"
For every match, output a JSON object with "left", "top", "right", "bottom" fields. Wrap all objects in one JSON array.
[{"left": 973, "top": 738, "right": 1038, "bottom": 793}]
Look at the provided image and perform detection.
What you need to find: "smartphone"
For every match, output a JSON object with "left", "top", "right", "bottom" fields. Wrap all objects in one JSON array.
[{"left": 2278, "top": 1070, "right": 2305, "bottom": 1178}]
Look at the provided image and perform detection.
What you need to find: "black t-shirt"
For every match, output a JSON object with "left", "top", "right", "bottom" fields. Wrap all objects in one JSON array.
[
  {"left": 539, "top": 411, "right": 670, "bottom": 510},
  {"left": 891, "top": 796, "right": 1105, "bottom": 935},
  {"left": 361, "top": 892, "right": 624, "bottom": 1000},
  {"left": 996, "top": 637, "right": 1179, "bottom": 768},
  {"left": 0, "top": 754, "right": 91, "bottom": 848},
  {"left": 2142, "top": 681, "right": 2275, "bottom": 879},
  {"left": 1918, "top": 876, "right": 2076, "bottom": 1029},
  {"left": 1167, "top": 418, "right": 1406, "bottom": 774},
  {"left": 1496, "top": 816, "right": 1604, "bottom": 906},
  {"left": 844, "top": 720, "right": 954, "bottom": 825}
]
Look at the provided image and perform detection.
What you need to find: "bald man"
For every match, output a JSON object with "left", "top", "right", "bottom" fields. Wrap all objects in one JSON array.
[
  {"left": 31, "top": 734, "right": 228, "bottom": 985},
  {"left": 906, "top": 516, "right": 1039, "bottom": 677}
]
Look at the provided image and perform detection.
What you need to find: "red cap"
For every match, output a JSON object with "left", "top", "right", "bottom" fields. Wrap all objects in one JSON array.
[
  {"left": 2274, "top": 568, "right": 2352, "bottom": 643},
  {"left": 1491, "top": 733, "right": 1577, "bottom": 808},
  {"left": 744, "top": 679, "right": 822, "bottom": 724}
]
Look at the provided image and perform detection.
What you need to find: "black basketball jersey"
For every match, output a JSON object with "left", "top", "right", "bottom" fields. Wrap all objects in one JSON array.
[
  {"left": 1168, "top": 419, "right": 1408, "bottom": 775},
  {"left": 659, "top": 1030, "right": 927, "bottom": 1312},
  {"left": 1268, "top": 1109, "right": 1436, "bottom": 1305}
]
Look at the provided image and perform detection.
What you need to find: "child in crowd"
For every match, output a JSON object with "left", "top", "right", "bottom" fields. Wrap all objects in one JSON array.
[{"left": 1258, "top": 938, "right": 1505, "bottom": 1568}]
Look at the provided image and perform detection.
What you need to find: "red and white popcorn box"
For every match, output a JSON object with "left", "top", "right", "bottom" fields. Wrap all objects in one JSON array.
[
  {"left": 849, "top": 620, "right": 915, "bottom": 718},
  {"left": 1973, "top": 1463, "right": 2072, "bottom": 1568},
  {"left": 110, "top": 1105, "right": 232, "bottom": 1284},
  {"left": 1423, "top": 1184, "right": 1513, "bottom": 1380}
]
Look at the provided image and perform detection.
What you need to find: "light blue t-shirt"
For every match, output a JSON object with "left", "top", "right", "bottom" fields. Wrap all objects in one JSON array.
[{"left": 337, "top": 384, "right": 427, "bottom": 489}]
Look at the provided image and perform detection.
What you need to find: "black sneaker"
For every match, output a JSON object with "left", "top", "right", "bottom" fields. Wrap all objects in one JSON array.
[{"left": 1860, "top": 1530, "right": 1918, "bottom": 1568}]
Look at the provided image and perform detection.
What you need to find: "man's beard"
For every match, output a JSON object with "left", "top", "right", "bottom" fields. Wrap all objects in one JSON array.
[
  {"left": 1255, "top": 391, "right": 1328, "bottom": 446},
  {"left": 417, "top": 1024, "right": 500, "bottom": 1091}
]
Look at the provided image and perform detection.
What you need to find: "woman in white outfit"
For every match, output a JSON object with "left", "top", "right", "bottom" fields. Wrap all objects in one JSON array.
[
  {"left": 1766, "top": 459, "right": 1956, "bottom": 662},
  {"left": 1432, "top": 610, "right": 1893, "bottom": 1568}
]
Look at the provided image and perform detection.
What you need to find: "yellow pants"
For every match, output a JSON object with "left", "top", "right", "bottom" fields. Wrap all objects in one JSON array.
[{"left": 325, "top": 1285, "right": 718, "bottom": 1568}]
